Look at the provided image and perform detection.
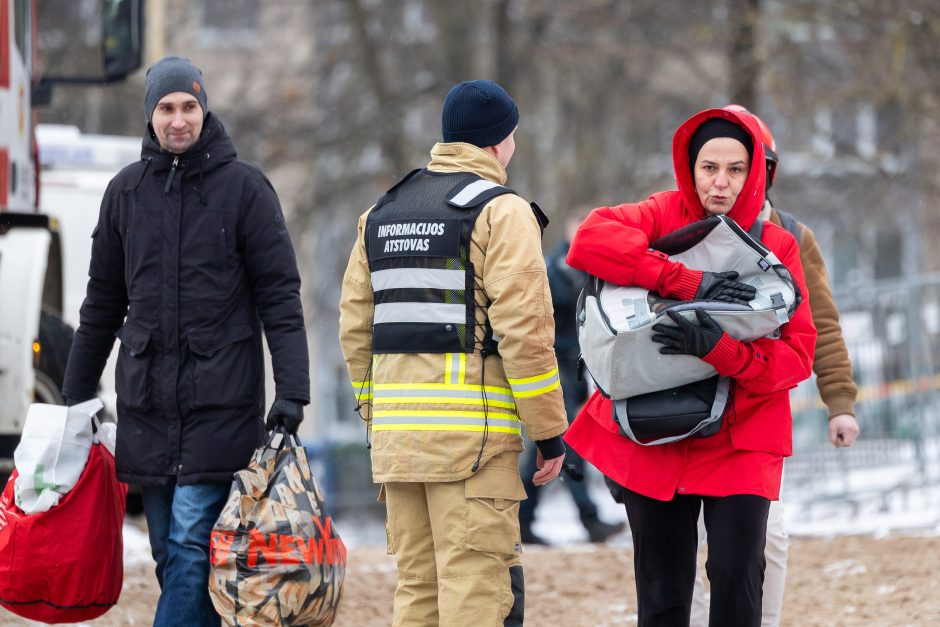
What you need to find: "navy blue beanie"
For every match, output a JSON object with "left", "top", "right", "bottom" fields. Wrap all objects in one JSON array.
[
  {"left": 441, "top": 80, "right": 519, "bottom": 148},
  {"left": 144, "top": 56, "right": 208, "bottom": 122}
]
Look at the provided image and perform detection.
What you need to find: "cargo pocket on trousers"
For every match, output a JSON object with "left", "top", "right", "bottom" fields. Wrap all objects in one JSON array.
[
  {"left": 115, "top": 322, "right": 154, "bottom": 411},
  {"left": 465, "top": 464, "right": 527, "bottom": 556},
  {"left": 378, "top": 484, "right": 394, "bottom": 555}
]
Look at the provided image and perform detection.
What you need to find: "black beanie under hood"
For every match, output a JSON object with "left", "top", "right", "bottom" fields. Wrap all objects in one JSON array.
[{"left": 688, "top": 118, "right": 753, "bottom": 173}]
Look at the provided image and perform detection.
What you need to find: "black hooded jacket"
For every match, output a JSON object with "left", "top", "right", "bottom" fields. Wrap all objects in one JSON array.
[{"left": 63, "top": 113, "right": 310, "bottom": 485}]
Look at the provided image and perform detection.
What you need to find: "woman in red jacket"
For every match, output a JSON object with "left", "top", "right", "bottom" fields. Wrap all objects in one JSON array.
[{"left": 565, "top": 108, "right": 816, "bottom": 627}]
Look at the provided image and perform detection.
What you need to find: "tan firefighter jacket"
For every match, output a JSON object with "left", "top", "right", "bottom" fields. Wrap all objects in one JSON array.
[{"left": 339, "top": 142, "right": 568, "bottom": 483}]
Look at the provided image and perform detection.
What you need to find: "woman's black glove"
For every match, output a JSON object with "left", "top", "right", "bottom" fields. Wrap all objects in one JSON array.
[
  {"left": 651, "top": 309, "right": 724, "bottom": 358},
  {"left": 265, "top": 399, "right": 305, "bottom": 434},
  {"left": 695, "top": 271, "right": 756, "bottom": 305}
]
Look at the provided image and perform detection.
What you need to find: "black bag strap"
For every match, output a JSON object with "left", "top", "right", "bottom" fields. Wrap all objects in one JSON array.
[
  {"left": 264, "top": 426, "right": 301, "bottom": 450},
  {"left": 776, "top": 209, "right": 801, "bottom": 247},
  {"left": 748, "top": 218, "right": 764, "bottom": 242},
  {"left": 612, "top": 377, "right": 730, "bottom": 446}
]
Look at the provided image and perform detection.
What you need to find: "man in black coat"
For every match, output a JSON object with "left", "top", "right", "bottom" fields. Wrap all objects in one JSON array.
[{"left": 62, "top": 56, "right": 310, "bottom": 627}]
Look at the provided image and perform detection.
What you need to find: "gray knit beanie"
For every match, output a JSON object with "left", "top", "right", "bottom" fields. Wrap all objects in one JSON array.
[
  {"left": 144, "top": 56, "right": 208, "bottom": 122},
  {"left": 441, "top": 80, "right": 519, "bottom": 148}
]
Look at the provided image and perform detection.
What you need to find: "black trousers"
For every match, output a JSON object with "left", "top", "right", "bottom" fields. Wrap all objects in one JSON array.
[{"left": 622, "top": 489, "right": 770, "bottom": 627}]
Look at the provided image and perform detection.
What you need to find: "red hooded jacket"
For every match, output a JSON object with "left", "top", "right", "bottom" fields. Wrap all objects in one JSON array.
[{"left": 564, "top": 108, "right": 816, "bottom": 501}]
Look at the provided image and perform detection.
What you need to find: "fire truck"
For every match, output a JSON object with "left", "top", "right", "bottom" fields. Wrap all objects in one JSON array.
[{"left": 0, "top": 0, "right": 143, "bottom": 474}]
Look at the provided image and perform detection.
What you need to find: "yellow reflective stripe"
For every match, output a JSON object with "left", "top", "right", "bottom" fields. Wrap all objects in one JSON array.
[
  {"left": 372, "top": 424, "right": 521, "bottom": 433},
  {"left": 507, "top": 367, "right": 561, "bottom": 398},
  {"left": 445, "top": 353, "right": 455, "bottom": 384},
  {"left": 444, "top": 353, "right": 467, "bottom": 385},
  {"left": 512, "top": 379, "right": 560, "bottom": 398},
  {"left": 374, "top": 409, "right": 518, "bottom": 419},
  {"left": 372, "top": 409, "right": 521, "bottom": 434},
  {"left": 351, "top": 380, "right": 372, "bottom": 400},
  {"left": 457, "top": 353, "right": 466, "bottom": 384},
  {"left": 374, "top": 383, "right": 513, "bottom": 395},
  {"left": 373, "top": 397, "right": 516, "bottom": 409},
  {"left": 507, "top": 368, "right": 559, "bottom": 385}
]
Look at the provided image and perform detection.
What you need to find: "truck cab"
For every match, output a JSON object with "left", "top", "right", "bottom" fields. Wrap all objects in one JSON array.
[
  {"left": 0, "top": 0, "right": 142, "bottom": 474},
  {"left": 36, "top": 124, "right": 142, "bottom": 419}
]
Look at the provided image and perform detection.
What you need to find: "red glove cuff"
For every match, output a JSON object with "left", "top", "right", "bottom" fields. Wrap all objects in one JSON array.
[{"left": 656, "top": 263, "right": 703, "bottom": 301}]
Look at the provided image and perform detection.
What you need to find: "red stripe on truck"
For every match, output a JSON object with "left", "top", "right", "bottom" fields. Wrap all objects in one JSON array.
[
  {"left": 0, "top": 148, "right": 8, "bottom": 206},
  {"left": 0, "top": 0, "right": 9, "bottom": 88}
]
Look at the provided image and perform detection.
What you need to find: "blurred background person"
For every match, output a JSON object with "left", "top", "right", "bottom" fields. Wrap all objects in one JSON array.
[
  {"left": 690, "top": 105, "right": 860, "bottom": 627},
  {"left": 520, "top": 211, "right": 626, "bottom": 545}
]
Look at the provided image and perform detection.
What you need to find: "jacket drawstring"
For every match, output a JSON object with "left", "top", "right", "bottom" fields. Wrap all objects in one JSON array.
[
  {"left": 356, "top": 358, "right": 375, "bottom": 450},
  {"left": 132, "top": 157, "right": 153, "bottom": 197},
  {"left": 471, "top": 347, "right": 491, "bottom": 473}
]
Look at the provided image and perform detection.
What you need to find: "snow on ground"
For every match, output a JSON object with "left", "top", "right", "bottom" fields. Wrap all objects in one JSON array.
[
  {"left": 122, "top": 521, "right": 154, "bottom": 567},
  {"left": 121, "top": 450, "right": 940, "bottom": 555}
]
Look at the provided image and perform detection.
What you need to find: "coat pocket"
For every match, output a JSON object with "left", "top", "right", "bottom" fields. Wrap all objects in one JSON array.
[
  {"left": 115, "top": 322, "right": 154, "bottom": 411},
  {"left": 464, "top": 456, "right": 527, "bottom": 556},
  {"left": 187, "top": 323, "right": 258, "bottom": 409}
]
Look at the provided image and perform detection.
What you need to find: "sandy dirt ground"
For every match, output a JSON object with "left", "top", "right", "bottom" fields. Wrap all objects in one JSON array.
[{"left": 2, "top": 534, "right": 939, "bottom": 626}]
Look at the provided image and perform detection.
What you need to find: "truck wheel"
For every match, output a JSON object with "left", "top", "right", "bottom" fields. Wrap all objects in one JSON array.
[
  {"left": 37, "top": 310, "right": 74, "bottom": 396},
  {"left": 33, "top": 369, "right": 64, "bottom": 405}
]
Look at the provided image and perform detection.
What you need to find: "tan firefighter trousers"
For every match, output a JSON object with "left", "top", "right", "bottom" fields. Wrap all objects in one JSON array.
[{"left": 383, "top": 453, "right": 526, "bottom": 626}]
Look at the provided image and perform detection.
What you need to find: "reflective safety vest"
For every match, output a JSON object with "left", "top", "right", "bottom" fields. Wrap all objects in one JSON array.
[{"left": 364, "top": 169, "right": 516, "bottom": 355}]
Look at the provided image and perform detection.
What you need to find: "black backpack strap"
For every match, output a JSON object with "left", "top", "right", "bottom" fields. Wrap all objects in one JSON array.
[
  {"left": 748, "top": 218, "right": 764, "bottom": 242},
  {"left": 776, "top": 209, "right": 801, "bottom": 247},
  {"left": 530, "top": 201, "right": 549, "bottom": 236},
  {"left": 372, "top": 168, "right": 422, "bottom": 211}
]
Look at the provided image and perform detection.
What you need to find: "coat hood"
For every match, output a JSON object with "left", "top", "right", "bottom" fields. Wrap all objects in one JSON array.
[
  {"left": 671, "top": 108, "right": 766, "bottom": 232},
  {"left": 141, "top": 112, "right": 237, "bottom": 177}
]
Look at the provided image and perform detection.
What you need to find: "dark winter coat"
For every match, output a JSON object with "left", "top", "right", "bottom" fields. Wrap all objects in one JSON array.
[
  {"left": 545, "top": 239, "right": 585, "bottom": 360},
  {"left": 545, "top": 239, "right": 588, "bottom": 408},
  {"left": 63, "top": 113, "right": 310, "bottom": 485}
]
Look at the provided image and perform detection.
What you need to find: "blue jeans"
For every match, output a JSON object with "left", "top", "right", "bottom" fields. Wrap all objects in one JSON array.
[{"left": 141, "top": 480, "right": 231, "bottom": 627}]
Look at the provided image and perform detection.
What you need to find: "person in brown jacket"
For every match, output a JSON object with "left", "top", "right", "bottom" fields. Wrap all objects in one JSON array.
[
  {"left": 339, "top": 80, "right": 568, "bottom": 626},
  {"left": 690, "top": 106, "right": 861, "bottom": 627}
]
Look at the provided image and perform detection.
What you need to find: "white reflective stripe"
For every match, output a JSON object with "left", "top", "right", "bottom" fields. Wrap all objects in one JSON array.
[
  {"left": 373, "top": 387, "right": 516, "bottom": 406},
  {"left": 351, "top": 380, "right": 372, "bottom": 400},
  {"left": 456, "top": 353, "right": 466, "bottom": 384},
  {"left": 372, "top": 410, "right": 522, "bottom": 433},
  {"left": 449, "top": 180, "right": 503, "bottom": 207},
  {"left": 374, "top": 302, "right": 466, "bottom": 324},
  {"left": 372, "top": 416, "right": 521, "bottom": 429},
  {"left": 445, "top": 352, "right": 465, "bottom": 385},
  {"left": 371, "top": 268, "right": 465, "bottom": 292},
  {"left": 375, "top": 383, "right": 513, "bottom": 394},
  {"left": 508, "top": 368, "right": 561, "bottom": 398}
]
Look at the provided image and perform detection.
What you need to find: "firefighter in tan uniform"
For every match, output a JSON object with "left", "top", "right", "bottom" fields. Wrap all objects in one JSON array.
[{"left": 339, "top": 80, "right": 568, "bottom": 626}]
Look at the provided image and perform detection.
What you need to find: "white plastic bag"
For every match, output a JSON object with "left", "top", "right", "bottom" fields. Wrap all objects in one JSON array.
[{"left": 13, "top": 399, "right": 103, "bottom": 513}]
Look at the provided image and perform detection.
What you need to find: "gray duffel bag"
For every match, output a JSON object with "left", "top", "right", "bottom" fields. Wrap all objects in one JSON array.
[{"left": 577, "top": 215, "right": 801, "bottom": 444}]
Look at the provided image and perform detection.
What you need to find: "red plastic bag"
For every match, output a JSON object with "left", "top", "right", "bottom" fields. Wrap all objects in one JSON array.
[{"left": 0, "top": 442, "right": 127, "bottom": 623}]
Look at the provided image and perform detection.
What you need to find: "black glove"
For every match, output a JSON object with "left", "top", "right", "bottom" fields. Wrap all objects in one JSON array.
[
  {"left": 695, "top": 271, "right": 756, "bottom": 305},
  {"left": 265, "top": 399, "right": 305, "bottom": 434},
  {"left": 651, "top": 309, "right": 724, "bottom": 358}
]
